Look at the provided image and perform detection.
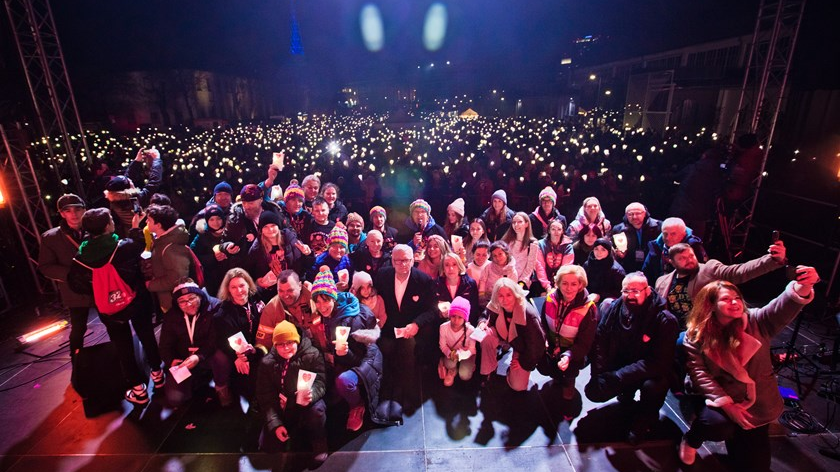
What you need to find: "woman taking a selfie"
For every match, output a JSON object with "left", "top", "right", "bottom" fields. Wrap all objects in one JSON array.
[{"left": 679, "top": 266, "right": 819, "bottom": 470}]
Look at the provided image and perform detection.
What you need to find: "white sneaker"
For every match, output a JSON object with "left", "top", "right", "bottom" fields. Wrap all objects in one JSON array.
[{"left": 125, "top": 385, "right": 149, "bottom": 405}]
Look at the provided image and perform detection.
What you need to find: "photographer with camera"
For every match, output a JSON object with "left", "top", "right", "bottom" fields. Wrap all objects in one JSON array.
[{"left": 103, "top": 147, "right": 163, "bottom": 237}]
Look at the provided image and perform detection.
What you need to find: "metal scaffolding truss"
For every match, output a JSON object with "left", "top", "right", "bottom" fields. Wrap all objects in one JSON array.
[
  {"left": 3, "top": 0, "right": 91, "bottom": 198},
  {"left": 722, "top": 0, "right": 806, "bottom": 261},
  {"left": 0, "top": 124, "right": 54, "bottom": 295}
]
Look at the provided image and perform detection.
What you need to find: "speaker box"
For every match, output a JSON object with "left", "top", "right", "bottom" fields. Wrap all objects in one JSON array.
[{"left": 71, "top": 338, "right": 148, "bottom": 417}]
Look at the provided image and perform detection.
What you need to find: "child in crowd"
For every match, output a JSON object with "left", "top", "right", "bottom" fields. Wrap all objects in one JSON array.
[
  {"left": 466, "top": 240, "right": 491, "bottom": 284},
  {"left": 351, "top": 271, "right": 387, "bottom": 328},
  {"left": 438, "top": 297, "right": 476, "bottom": 386},
  {"left": 478, "top": 240, "right": 518, "bottom": 306}
]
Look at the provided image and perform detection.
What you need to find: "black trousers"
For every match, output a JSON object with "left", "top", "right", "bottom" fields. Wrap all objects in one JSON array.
[
  {"left": 685, "top": 405, "right": 771, "bottom": 472},
  {"left": 258, "top": 399, "right": 327, "bottom": 453},
  {"left": 586, "top": 373, "right": 669, "bottom": 421},
  {"left": 68, "top": 306, "right": 91, "bottom": 358},
  {"left": 100, "top": 301, "right": 162, "bottom": 388},
  {"left": 378, "top": 336, "right": 416, "bottom": 404}
]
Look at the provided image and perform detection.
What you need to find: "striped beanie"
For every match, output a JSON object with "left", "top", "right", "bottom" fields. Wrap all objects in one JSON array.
[
  {"left": 284, "top": 182, "right": 305, "bottom": 201},
  {"left": 329, "top": 224, "right": 349, "bottom": 249},
  {"left": 369, "top": 206, "right": 386, "bottom": 218},
  {"left": 311, "top": 266, "right": 338, "bottom": 300},
  {"left": 172, "top": 281, "right": 203, "bottom": 298},
  {"left": 409, "top": 199, "right": 431, "bottom": 216}
]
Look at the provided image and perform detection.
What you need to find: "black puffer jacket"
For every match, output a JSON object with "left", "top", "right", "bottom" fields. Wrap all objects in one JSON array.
[
  {"left": 322, "top": 293, "right": 385, "bottom": 421},
  {"left": 256, "top": 337, "right": 326, "bottom": 433}
]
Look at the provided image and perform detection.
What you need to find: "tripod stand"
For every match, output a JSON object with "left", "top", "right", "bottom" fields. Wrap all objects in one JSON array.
[{"left": 773, "top": 307, "right": 840, "bottom": 399}]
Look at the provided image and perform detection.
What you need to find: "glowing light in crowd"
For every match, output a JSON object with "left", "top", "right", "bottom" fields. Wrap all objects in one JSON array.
[
  {"left": 423, "top": 3, "right": 448, "bottom": 51},
  {"left": 360, "top": 4, "right": 385, "bottom": 52}
]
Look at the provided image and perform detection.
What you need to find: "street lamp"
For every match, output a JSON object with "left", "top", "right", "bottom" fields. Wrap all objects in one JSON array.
[{"left": 589, "top": 73, "right": 602, "bottom": 108}]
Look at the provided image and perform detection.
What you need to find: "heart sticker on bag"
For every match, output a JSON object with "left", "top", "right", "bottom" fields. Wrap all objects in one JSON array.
[{"left": 412, "top": 295, "right": 419, "bottom": 302}]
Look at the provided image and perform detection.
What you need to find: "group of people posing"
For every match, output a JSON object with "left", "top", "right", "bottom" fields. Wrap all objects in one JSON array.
[{"left": 37, "top": 148, "right": 820, "bottom": 470}]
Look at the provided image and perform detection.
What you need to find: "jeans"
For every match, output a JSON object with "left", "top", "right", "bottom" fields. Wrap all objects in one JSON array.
[{"left": 335, "top": 370, "right": 363, "bottom": 408}]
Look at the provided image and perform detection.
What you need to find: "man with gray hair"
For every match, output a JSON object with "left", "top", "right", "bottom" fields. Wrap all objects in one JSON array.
[
  {"left": 374, "top": 244, "right": 437, "bottom": 417},
  {"left": 585, "top": 271, "right": 678, "bottom": 444},
  {"left": 641, "top": 217, "right": 707, "bottom": 283}
]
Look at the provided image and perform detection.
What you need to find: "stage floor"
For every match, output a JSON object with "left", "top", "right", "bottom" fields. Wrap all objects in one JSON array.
[{"left": 0, "top": 302, "right": 838, "bottom": 472}]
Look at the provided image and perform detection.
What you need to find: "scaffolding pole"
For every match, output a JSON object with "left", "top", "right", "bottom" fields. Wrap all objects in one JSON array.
[
  {"left": 3, "top": 0, "right": 92, "bottom": 198},
  {"left": 0, "top": 124, "right": 55, "bottom": 295},
  {"left": 722, "top": 0, "right": 807, "bottom": 261}
]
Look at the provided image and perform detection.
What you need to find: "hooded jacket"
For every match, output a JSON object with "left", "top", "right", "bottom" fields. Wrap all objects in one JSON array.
[
  {"left": 190, "top": 224, "right": 228, "bottom": 297},
  {"left": 583, "top": 250, "right": 626, "bottom": 301},
  {"left": 321, "top": 292, "right": 385, "bottom": 419},
  {"left": 148, "top": 223, "right": 192, "bottom": 312},
  {"left": 159, "top": 291, "right": 222, "bottom": 366}
]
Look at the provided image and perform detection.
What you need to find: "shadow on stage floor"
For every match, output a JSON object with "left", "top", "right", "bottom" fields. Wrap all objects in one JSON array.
[{"left": 0, "top": 299, "right": 838, "bottom": 472}]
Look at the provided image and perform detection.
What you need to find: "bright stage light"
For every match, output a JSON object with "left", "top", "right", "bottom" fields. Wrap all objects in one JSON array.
[
  {"left": 423, "top": 3, "right": 448, "bottom": 51},
  {"left": 360, "top": 4, "right": 384, "bottom": 52},
  {"left": 17, "top": 320, "right": 69, "bottom": 345}
]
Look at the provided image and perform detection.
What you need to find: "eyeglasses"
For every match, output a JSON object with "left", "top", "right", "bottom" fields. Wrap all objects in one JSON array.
[
  {"left": 626, "top": 211, "right": 645, "bottom": 217},
  {"left": 392, "top": 258, "right": 412, "bottom": 264},
  {"left": 621, "top": 288, "right": 647, "bottom": 295},
  {"left": 177, "top": 296, "right": 200, "bottom": 306}
]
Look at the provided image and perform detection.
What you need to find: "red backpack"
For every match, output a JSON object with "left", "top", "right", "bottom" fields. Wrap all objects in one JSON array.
[{"left": 75, "top": 247, "right": 136, "bottom": 315}]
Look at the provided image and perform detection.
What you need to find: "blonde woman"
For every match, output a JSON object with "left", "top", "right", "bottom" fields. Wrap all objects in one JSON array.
[{"left": 475, "top": 278, "right": 546, "bottom": 391}]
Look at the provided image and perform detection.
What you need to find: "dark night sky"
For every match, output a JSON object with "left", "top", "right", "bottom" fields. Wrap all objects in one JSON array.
[
  {"left": 42, "top": 1, "right": 762, "bottom": 82},
  {"left": 3, "top": 0, "right": 836, "bottom": 96}
]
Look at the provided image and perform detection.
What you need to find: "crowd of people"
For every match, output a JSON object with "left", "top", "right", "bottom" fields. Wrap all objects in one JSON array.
[
  {"left": 33, "top": 111, "right": 743, "bottom": 228},
  {"left": 34, "top": 113, "right": 821, "bottom": 471}
]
